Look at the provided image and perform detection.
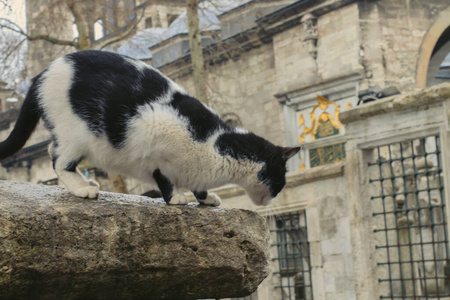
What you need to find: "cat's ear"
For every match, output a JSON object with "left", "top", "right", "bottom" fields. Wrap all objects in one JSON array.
[{"left": 281, "top": 146, "right": 301, "bottom": 161}]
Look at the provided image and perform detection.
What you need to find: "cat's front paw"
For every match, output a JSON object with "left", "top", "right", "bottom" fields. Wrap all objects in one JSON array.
[
  {"left": 74, "top": 186, "right": 99, "bottom": 199},
  {"left": 168, "top": 194, "right": 189, "bottom": 205},
  {"left": 198, "top": 193, "right": 222, "bottom": 207}
]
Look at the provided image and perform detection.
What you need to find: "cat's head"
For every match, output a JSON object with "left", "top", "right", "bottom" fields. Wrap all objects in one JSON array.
[
  {"left": 215, "top": 132, "right": 300, "bottom": 206},
  {"left": 245, "top": 146, "right": 300, "bottom": 206}
]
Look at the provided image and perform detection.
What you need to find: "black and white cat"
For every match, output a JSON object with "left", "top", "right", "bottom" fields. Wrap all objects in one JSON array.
[{"left": 0, "top": 50, "right": 300, "bottom": 206}]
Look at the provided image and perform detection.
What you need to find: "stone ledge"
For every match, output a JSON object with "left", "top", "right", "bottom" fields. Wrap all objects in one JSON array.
[
  {"left": 212, "top": 162, "right": 345, "bottom": 200},
  {"left": 340, "top": 82, "right": 450, "bottom": 124},
  {"left": 286, "top": 161, "right": 345, "bottom": 187},
  {"left": 0, "top": 181, "right": 270, "bottom": 300}
]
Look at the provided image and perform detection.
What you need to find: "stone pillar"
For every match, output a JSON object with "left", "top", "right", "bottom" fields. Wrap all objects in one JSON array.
[
  {"left": 344, "top": 140, "right": 379, "bottom": 300},
  {"left": 441, "top": 98, "right": 450, "bottom": 267}
]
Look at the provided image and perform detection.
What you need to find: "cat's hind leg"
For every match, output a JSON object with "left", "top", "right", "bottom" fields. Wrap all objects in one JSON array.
[
  {"left": 51, "top": 147, "right": 99, "bottom": 198},
  {"left": 152, "top": 169, "right": 189, "bottom": 205},
  {"left": 193, "top": 191, "right": 222, "bottom": 207}
]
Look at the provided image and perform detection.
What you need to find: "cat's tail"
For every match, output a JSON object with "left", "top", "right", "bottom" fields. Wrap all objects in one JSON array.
[{"left": 0, "top": 75, "right": 43, "bottom": 160}]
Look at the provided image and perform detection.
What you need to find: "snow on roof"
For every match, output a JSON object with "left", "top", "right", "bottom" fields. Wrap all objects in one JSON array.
[
  {"left": 207, "top": 0, "right": 253, "bottom": 15},
  {"left": 118, "top": 0, "right": 252, "bottom": 60},
  {"left": 161, "top": 0, "right": 252, "bottom": 40},
  {"left": 117, "top": 27, "right": 167, "bottom": 59}
]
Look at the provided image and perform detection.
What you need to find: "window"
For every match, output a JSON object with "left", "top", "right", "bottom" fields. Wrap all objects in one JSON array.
[
  {"left": 272, "top": 212, "right": 314, "bottom": 300},
  {"left": 94, "top": 20, "right": 104, "bottom": 40},
  {"left": 436, "top": 51, "right": 450, "bottom": 79},
  {"left": 233, "top": 291, "right": 258, "bottom": 300},
  {"left": 370, "top": 136, "right": 450, "bottom": 298},
  {"left": 145, "top": 17, "right": 152, "bottom": 28},
  {"left": 426, "top": 26, "right": 450, "bottom": 86}
]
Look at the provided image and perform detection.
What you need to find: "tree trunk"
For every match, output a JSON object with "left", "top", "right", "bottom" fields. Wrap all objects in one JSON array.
[
  {"left": 66, "top": 0, "right": 91, "bottom": 50},
  {"left": 186, "top": 0, "right": 208, "bottom": 105}
]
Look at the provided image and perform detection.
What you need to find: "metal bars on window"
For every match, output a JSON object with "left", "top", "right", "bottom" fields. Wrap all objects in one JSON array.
[
  {"left": 271, "top": 212, "right": 313, "bottom": 300},
  {"left": 369, "top": 136, "right": 450, "bottom": 299}
]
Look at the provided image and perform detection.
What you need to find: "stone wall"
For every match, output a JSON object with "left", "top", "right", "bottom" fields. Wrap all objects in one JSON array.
[
  {"left": 357, "top": 1, "right": 386, "bottom": 91},
  {"left": 136, "top": 2, "right": 186, "bottom": 31},
  {"left": 272, "top": 2, "right": 363, "bottom": 94},
  {"left": 215, "top": 82, "right": 450, "bottom": 300},
  {"left": 163, "top": 42, "right": 286, "bottom": 147},
  {"left": 216, "top": 163, "right": 352, "bottom": 300},
  {"left": 316, "top": 4, "right": 362, "bottom": 83},
  {"left": 5, "top": 0, "right": 448, "bottom": 193},
  {"left": 163, "top": 2, "right": 365, "bottom": 148},
  {"left": 376, "top": 0, "right": 450, "bottom": 91}
]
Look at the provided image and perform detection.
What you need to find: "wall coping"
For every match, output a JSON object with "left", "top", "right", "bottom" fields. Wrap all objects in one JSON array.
[
  {"left": 340, "top": 82, "right": 450, "bottom": 124},
  {"left": 211, "top": 161, "right": 345, "bottom": 200}
]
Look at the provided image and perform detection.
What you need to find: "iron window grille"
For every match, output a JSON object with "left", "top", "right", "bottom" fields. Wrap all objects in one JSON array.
[
  {"left": 369, "top": 136, "right": 450, "bottom": 299},
  {"left": 271, "top": 212, "right": 313, "bottom": 300}
]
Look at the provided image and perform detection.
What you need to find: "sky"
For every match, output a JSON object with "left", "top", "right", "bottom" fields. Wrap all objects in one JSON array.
[
  {"left": 1, "top": 0, "right": 26, "bottom": 28},
  {"left": 0, "top": 0, "right": 27, "bottom": 90}
]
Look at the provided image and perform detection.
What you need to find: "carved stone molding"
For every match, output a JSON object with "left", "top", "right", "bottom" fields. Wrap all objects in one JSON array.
[{"left": 301, "top": 13, "right": 318, "bottom": 60}]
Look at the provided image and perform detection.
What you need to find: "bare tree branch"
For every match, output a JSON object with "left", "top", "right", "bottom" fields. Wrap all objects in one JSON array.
[
  {"left": 0, "top": 18, "right": 23, "bottom": 34},
  {"left": 0, "top": 27, "right": 27, "bottom": 88},
  {"left": 0, "top": 17, "right": 78, "bottom": 49},
  {"left": 27, "top": 33, "right": 78, "bottom": 48},
  {"left": 0, "top": 0, "right": 11, "bottom": 11},
  {"left": 1, "top": 36, "right": 26, "bottom": 64},
  {"left": 95, "top": 5, "right": 147, "bottom": 50}
]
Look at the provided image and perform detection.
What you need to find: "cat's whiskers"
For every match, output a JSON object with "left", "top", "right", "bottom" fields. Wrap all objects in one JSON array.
[{"left": 265, "top": 198, "right": 283, "bottom": 223}]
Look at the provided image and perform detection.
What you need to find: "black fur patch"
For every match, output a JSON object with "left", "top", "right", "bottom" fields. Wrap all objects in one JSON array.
[
  {"left": 215, "top": 132, "right": 286, "bottom": 197},
  {"left": 152, "top": 169, "right": 173, "bottom": 204},
  {"left": 142, "top": 190, "right": 162, "bottom": 198},
  {"left": 50, "top": 137, "right": 59, "bottom": 170},
  {"left": 51, "top": 156, "right": 57, "bottom": 170},
  {"left": 258, "top": 164, "right": 286, "bottom": 198},
  {"left": 170, "top": 92, "right": 230, "bottom": 142},
  {"left": 0, "top": 72, "right": 44, "bottom": 160},
  {"left": 193, "top": 190, "right": 208, "bottom": 200},
  {"left": 64, "top": 157, "right": 84, "bottom": 172},
  {"left": 215, "top": 132, "right": 273, "bottom": 162},
  {"left": 66, "top": 50, "right": 170, "bottom": 148}
]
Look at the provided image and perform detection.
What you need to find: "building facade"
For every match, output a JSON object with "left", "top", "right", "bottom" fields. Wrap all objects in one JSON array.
[{"left": 1, "top": 0, "right": 450, "bottom": 299}]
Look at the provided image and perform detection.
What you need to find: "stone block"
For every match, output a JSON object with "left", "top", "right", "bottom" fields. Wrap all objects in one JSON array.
[{"left": 0, "top": 181, "right": 270, "bottom": 300}]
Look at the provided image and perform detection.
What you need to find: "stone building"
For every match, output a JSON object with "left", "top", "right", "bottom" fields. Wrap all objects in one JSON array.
[{"left": 1, "top": 0, "right": 450, "bottom": 299}]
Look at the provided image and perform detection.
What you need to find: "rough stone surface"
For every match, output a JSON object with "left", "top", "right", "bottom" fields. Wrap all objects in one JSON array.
[{"left": 0, "top": 181, "right": 270, "bottom": 300}]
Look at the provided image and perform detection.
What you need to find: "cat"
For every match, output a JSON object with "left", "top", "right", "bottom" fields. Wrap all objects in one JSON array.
[{"left": 0, "top": 50, "right": 300, "bottom": 207}]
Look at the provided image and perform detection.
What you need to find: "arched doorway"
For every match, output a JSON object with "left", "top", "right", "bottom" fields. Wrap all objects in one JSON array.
[
  {"left": 416, "top": 6, "right": 450, "bottom": 88},
  {"left": 426, "top": 26, "right": 450, "bottom": 87}
]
